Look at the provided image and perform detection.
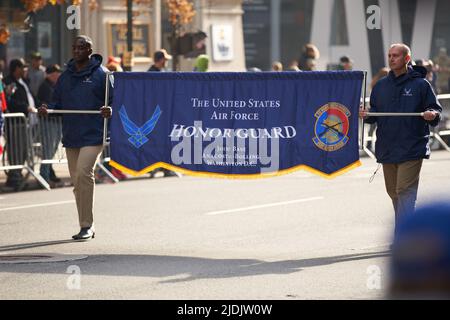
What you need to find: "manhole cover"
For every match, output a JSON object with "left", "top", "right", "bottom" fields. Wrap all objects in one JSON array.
[{"left": 0, "top": 254, "right": 88, "bottom": 264}]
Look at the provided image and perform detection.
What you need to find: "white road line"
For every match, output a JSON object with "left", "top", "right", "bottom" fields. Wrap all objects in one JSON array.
[
  {"left": 205, "top": 196, "right": 324, "bottom": 216},
  {"left": 0, "top": 200, "right": 75, "bottom": 212}
]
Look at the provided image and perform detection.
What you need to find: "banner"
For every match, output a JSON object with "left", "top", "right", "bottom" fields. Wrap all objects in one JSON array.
[{"left": 110, "top": 71, "right": 364, "bottom": 178}]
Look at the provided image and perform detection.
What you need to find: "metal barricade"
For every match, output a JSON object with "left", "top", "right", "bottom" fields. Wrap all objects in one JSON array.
[
  {"left": 431, "top": 93, "right": 450, "bottom": 152},
  {"left": 0, "top": 113, "right": 50, "bottom": 191},
  {"left": 97, "top": 141, "right": 119, "bottom": 183},
  {"left": 33, "top": 109, "right": 118, "bottom": 188},
  {"left": 361, "top": 93, "right": 450, "bottom": 158}
]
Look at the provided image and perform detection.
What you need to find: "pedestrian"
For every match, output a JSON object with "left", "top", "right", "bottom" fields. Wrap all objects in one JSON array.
[
  {"left": 286, "top": 60, "right": 300, "bottom": 71},
  {"left": 365, "top": 67, "right": 390, "bottom": 151},
  {"left": 3, "top": 58, "right": 37, "bottom": 191},
  {"left": 147, "top": 49, "right": 178, "bottom": 178},
  {"left": 37, "top": 64, "right": 63, "bottom": 185},
  {"left": 271, "top": 61, "right": 283, "bottom": 72},
  {"left": 27, "top": 51, "right": 46, "bottom": 97},
  {"left": 194, "top": 54, "right": 209, "bottom": 72},
  {"left": 38, "top": 35, "right": 112, "bottom": 240},
  {"left": 299, "top": 43, "right": 320, "bottom": 71},
  {"left": 433, "top": 47, "right": 450, "bottom": 94},
  {"left": 338, "top": 55, "right": 353, "bottom": 70},
  {"left": 148, "top": 49, "right": 172, "bottom": 72},
  {"left": 360, "top": 43, "right": 442, "bottom": 227}
]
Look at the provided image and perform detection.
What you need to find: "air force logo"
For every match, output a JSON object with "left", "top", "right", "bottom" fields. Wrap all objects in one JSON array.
[
  {"left": 403, "top": 88, "right": 413, "bottom": 96},
  {"left": 313, "top": 102, "right": 350, "bottom": 152},
  {"left": 119, "top": 105, "right": 162, "bottom": 148}
]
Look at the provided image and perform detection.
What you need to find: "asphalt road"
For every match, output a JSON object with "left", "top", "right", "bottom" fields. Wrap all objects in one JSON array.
[{"left": 1, "top": 150, "right": 449, "bottom": 299}]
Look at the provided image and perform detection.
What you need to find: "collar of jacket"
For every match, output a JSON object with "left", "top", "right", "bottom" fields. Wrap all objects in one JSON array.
[
  {"left": 388, "top": 65, "right": 427, "bottom": 86},
  {"left": 66, "top": 54, "right": 103, "bottom": 78}
]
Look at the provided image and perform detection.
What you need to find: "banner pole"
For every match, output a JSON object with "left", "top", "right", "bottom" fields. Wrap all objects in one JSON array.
[
  {"left": 366, "top": 112, "right": 424, "bottom": 117},
  {"left": 46, "top": 109, "right": 101, "bottom": 114},
  {"left": 103, "top": 71, "right": 112, "bottom": 146},
  {"left": 360, "top": 71, "right": 367, "bottom": 150}
]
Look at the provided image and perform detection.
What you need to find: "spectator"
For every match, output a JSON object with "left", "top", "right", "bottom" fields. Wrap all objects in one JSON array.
[
  {"left": 424, "top": 60, "right": 438, "bottom": 93},
  {"left": 287, "top": 60, "right": 300, "bottom": 71},
  {"left": 27, "top": 51, "right": 46, "bottom": 97},
  {"left": 360, "top": 43, "right": 442, "bottom": 227},
  {"left": 3, "top": 58, "right": 37, "bottom": 191},
  {"left": 365, "top": 67, "right": 389, "bottom": 151},
  {"left": 37, "top": 64, "right": 63, "bottom": 185},
  {"left": 338, "top": 55, "right": 353, "bottom": 70},
  {"left": 38, "top": 35, "right": 112, "bottom": 240},
  {"left": 271, "top": 61, "right": 283, "bottom": 72},
  {"left": 304, "top": 58, "right": 317, "bottom": 71},
  {"left": 0, "top": 59, "right": 5, "bottom": 159},
  {"left": 433, "top": 47, "right": 450, "bottom": 94},
  {"left": 389, "top": 200, "right": 450, "bottom": 299},
  {"left": 370, "top": 67, "right": 389, "bottom": 92},
  {"left": 299, "top": 43, "right": 320, "bottom": 71},
  {"left": 0, "top": 59, "right": 6, "bottom": 112},
  {"left": 148, "top": 49, "right": 172, "bottom": 72},
  {"left": 106, "top": 56, "right": 123, "bottom": 72},
  {"left": 194, "top": 54, "right": 209, "bottom": 72},
  {"left": 147, "top": 49, "right": 178, "bottom": 178},
  {"left": 0, "top": 25, "right": 9, "bottom": 45}
]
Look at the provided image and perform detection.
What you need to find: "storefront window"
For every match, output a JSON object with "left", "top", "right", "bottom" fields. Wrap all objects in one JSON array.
[{"left": 0, "top": 1, "right": 75, "bottom": 68}]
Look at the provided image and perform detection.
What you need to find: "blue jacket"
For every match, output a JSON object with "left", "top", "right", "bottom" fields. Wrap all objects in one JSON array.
[
  {"left": 366, "top": 66, "right": 442, "bottom": 163},
  {"left": 50, "top": 54, "right": 112, "bottom": 148}
]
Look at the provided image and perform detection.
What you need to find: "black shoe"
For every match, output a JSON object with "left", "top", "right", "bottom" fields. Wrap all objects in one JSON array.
[
  {"left": 163, "top": 169, "right": 178, "bottom": 177},
  {"left": 72, "top": 227, "right": 95, "bottom": 240},
  {"left": 49, "top": 176, "right": 61, "bottom": 183}
]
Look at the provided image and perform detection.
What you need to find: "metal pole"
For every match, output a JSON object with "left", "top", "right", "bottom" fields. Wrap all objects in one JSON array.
[
  {"left": 360, "top": 71, "right": 367, "bottom": 150},
  {"left": 366, "top": 112, "right": 425, "bottom": 117},
  {"left": 103, "top": 72, "right": 111, "bottom": 146},
  {"left": 124, "top": 0, "right": 133, "bottom": 72},
  {"left": 46, "top": 110, "right": 101, "bottom": 114}
]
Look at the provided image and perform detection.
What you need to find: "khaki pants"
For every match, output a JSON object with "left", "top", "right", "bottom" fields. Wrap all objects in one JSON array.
[
  {"left": 66, "top": 145, "right": 103, "bottom": 228},
  {"left": 382, "top": 159, "right": 423, "bottom": 224}
]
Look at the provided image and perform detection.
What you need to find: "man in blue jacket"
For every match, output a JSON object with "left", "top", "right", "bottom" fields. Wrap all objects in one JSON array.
[
  {"left": 360, "top": 43, "right": 442, "bottom": 226},
  {"left": 39, "top": 35, "right": 112, "bottom": 240}
]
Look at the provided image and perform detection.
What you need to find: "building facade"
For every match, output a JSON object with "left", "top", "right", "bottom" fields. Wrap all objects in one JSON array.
[
  {"left": 81, "top": 0, "right": 246, "bottom": 71},
  {"left": 0, "top": 0, "right": 75, "bottom": 68},
  {"left": 243, "top": 0, "right": 450, "bottom": 81},
  {"left": 0, "top": 0, "right": 246, "bottom": 72}
]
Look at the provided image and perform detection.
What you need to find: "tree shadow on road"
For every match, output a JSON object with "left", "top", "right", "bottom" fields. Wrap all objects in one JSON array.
[{"left": 0, "top": 250, "right": 390, "bottom": 282}]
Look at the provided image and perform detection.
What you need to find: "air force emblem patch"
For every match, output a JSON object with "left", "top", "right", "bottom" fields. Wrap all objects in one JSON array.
[
  {"left": 119, "top": 105, "right": 162, "bottom": 148},
  {"left": 313, "top": 102, "right": 350, "bottom": 152}
]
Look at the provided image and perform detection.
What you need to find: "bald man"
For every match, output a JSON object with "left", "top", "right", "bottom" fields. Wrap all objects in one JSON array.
[{"left": 360, "top": 44, "right": 442, "bottom": 227}]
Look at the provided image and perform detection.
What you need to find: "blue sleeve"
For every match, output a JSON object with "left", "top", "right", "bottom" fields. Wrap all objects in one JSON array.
[
  {"left": 423, "top": 81, "right": 442, "bottom": 127},
  {"left": 107, "top": 73, "right": 113, "bottom": 106}
]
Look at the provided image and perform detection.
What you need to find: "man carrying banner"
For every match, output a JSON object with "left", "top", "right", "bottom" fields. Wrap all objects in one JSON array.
[
  {"left": 360, "top": 43, "right": 442, "bottom": 226},
  {"left": 39, "top": 35, "right": 112, "bottom": 241}
]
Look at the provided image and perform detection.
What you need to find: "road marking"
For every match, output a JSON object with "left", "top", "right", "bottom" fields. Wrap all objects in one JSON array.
[
  {"left": 205, "top": 196, "right": 324, "bottom": 216},
  {"left": 0, "top": 200, "right": 75, "bottom": 212}
]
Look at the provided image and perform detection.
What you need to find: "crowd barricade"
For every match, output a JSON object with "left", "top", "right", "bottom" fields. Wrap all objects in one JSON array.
[
  {"left": 0, "top": 112, "right": 50, "bottom": 190},
  {"left": 1, "top": 111, "right": 117, "bottom": 191},
  {"left": 360, "top": 93, "right": 450, "bottom": 158},
  {"left": 32, "top": 110, "right": 118, "bottom": 189},
  {"left": 97, "top": 141, "right": 119, "bottom": 183}
]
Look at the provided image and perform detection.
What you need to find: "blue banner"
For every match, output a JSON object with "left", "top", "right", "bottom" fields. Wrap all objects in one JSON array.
[{"left": 110, "top": 71, "right": 363, "bottom": 178}]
